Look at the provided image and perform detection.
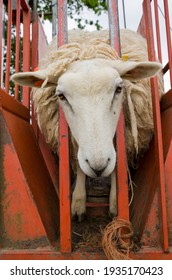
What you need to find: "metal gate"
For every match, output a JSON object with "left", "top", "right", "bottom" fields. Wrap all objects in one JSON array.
[{"left": 0, "top": 0, "right": 172, "bottom": 259}]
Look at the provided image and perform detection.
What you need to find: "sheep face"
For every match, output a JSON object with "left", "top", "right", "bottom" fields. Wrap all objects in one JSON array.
[{"left": 57, "top": 59, "right": 124, "bottom": 178}]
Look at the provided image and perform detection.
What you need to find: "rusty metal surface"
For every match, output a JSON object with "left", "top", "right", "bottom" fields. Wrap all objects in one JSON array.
[
  {"left": 143, "top": 0, "right": 169, "bottom": 253},
  {"left": 0, "top": 103, "right": 47, "bottom": 247},
  {"left": 58, "top": 0, "right": 72, "bottom": 254},
  {"left": 161, "top": 89, "right": 172, "bottom": 112},
  {"left": 0, "top": 88, "right": 30, "bottom": 121},
  {"left": 161, "top": 107, "right": 172, "bottom": 246},
  {"left": 0, "top": 0, "right": 3, "bottom": 86},
  {"left": 0, "top": 248, "right": 172, "bottom": 260},
  {"left": 163, "top": 0, "right": 172, "bottom": 86},
  {"left": 164, "top": 142, "right": 172, "bottom": 246},
  {"left": 0, "top": 89, "right": 59, "bottom": 247},
  {"left": 131, "top": 93, "right": 172, "bottom": 253},
  {"left": 108, "top": 0, "right": 129, "bottom": 220},
  {"left": 0, "top": 249, "right": 106, "bottom": 260}
]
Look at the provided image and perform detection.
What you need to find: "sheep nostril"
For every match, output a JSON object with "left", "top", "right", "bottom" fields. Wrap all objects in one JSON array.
[
  {"left": 108, "top": 158, "right": 111, "bottom": 162},
  {"left": 91, "top": 166, "right": 106, "bottom": 177}
]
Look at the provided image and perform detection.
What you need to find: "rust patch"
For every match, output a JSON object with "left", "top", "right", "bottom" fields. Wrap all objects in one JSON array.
[{"left": 0, "top": 113, "right": 7, "bottom": 247}]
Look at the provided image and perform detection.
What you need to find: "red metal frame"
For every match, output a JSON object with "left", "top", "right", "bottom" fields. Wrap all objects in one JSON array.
[
  {"left": 14, "top": 0, "right": 21, "bottom": 99},
  {"left": 108, "top": 0, "right": 129, "bottom": 221},
  {"left": 0, "top": 0, "right": 3, "bottom": 86},
  {"left": 163, "top": 0, "right": 172, "bottom": 86},
  {"left": 0, "top": 0, "right": 172, "bottom": 259},
  {"left": 153, "top": 0, "right": 162, "bottom": 63},
  {"left": 22, "top": 1, "right": 31, "bottom": 107},
  {"left": 143, "top": 0, "right": 169, "bottom": 253},
  {"left": 5, "top": 0, "right": 12, "bottom": 93},
  {"left": 58, "top": 0, "right": 72, "bottom": 254}
]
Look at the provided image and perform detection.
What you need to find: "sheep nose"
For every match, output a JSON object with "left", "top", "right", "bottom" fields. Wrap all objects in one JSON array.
[
  {"left": 91, "top": 167, "right": 106, "bottom": 177},
  {"left": 85, "top": 158, "right": 111, "bottom": 177}
]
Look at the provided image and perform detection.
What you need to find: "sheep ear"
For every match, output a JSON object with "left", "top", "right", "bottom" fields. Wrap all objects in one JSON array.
[
  {"left": 11, "top": 70, "right": 56, "bottom": 88},
  {"left": 112, "top": 60, "right": 162, "bottom": 80}
]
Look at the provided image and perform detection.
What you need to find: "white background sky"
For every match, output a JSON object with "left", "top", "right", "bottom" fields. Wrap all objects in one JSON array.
[{"left": 43, "top": 0, "right": 172, "bottom": 90}]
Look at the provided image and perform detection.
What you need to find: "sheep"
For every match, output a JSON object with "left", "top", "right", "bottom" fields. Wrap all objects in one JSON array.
[{"left": 11, "top": 29, "right": 164, "bottom": 221}]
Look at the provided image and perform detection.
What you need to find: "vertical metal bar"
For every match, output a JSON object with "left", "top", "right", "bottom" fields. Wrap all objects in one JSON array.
[
  {"left": 14, "top": 0, "right": 21, "bottom": 99},
  {"left": 163, "top": 0, "right": 172, "bottom": 86},
  {"left": 52, "top": 0, "right": 57, "bottom": 37},
  {"left": 58, "top": 0, "right": 71, "bottom": 253},
  {"left": 137, "top": 15, "right": 146, "bottom": 38},
  {"left": 58, "top": 0, "right": 68, "bottom": 45},
  {"left": 143, "top": 0, "right": 169, "bottom": 253},
  {"left": 22, "top": 7, "right": 31, "bottom": 107},
  {"left": 20, "top": 0, "right": 30, "bottom": 11},
  {"left": 0, "top": 0, "right": 3, "bottom": 87},
  {"left": 122, "top": 0, "right": 127, "bottom": 28},
  {"left": 153, "top": 0, "right": 162, "bottom": 63},
  {"left": 5, "top": 0, "right": 12, "bottom": 93},
  {"left": 108, "top": 0, "right": 129, "bottom": 221},
  {"left": 31, "top": 2, "right": 39, "bottom": 138},
  {"left": 108, "top": 0, "right": 120, "bottom": 54},
  {"left": 32, "top": 3, "right": 38, "bottom": 70}
]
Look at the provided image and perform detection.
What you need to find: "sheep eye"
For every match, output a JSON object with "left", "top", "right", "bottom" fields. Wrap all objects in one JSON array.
[
  {"left": 58, "top": 93, "right": 66, "bottom": 101},
  {"left": 115, "top": 86, "right": 122, "bottom": 94},
  {"left": 57, "top": 92, "right": 74, "bottom": 113}
]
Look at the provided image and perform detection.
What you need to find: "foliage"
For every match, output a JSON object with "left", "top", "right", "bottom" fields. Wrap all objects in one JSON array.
[
  {"left": 29, "top": 0, "right": 107, "bottom": 30},
  {"left": 68, "top": 0, "right": 107, "bottom": 29}
]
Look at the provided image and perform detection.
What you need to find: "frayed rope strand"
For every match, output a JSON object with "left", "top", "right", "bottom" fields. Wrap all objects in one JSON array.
[{"left": 102, "top": 218, "right": 135, "bottom": 260}]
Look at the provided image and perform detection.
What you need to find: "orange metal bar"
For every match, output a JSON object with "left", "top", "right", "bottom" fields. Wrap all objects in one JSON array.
[
  {"left": 163, "top": 0, "right": 172, "bottom": 86},
  {"left": 0, "top": 247, "right": 172, "bottom": 260},
  {"left": 143, "top": 0, "right": 169, "bottom": 252},
  {"left": 108, "top": 0, "right": 129, "bottom": 220},
  {"left": 137, "top": 15, "right": 146, "bottom": 38},
  {"left": 5, "top": 0, "right": 12, "bottom": 93},
  {"left": 58, "top": 0, "right": 71, "bottom": 253},
  {"left": 0, "top": 0, "right": 2, "bottom": 87},
  {"left": 31, "top": 13, "right": 39, "bottom": 138},
  {"left": 153, "top": 0, "right": 162, "bottom": 63},
  {"left": 14, "top": 0, "right": 21, "bottom": 99},
  {"left": 58, "top": 0, "right": 68, "bottom": 46},
  {"left": 22, "top": 7, "right": 31, "bottom": 107},
  {"left": 31, "top": 15, "right": 38, "bottom": 71},
  {"left": 20, "top": 0, "right": 30, "bottom": 11}
]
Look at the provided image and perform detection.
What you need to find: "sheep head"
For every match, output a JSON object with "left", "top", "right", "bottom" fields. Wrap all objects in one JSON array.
[{"left": 11, "top": 58, "right": 161, "bottom": 178}]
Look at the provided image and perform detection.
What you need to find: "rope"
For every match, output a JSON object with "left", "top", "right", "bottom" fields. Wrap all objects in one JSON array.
[{"left": 102, "top": 218, "right": 135, "bottom": 260}]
